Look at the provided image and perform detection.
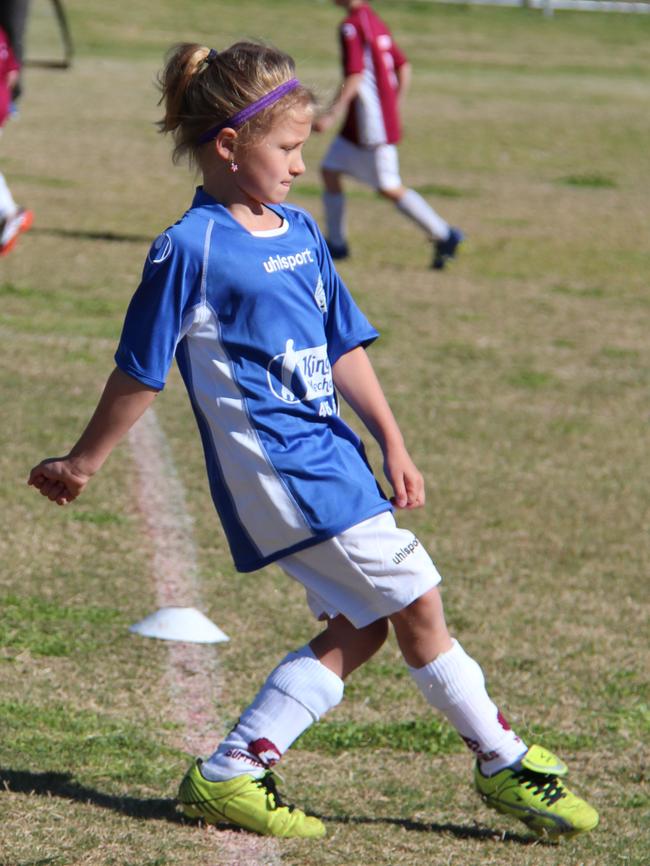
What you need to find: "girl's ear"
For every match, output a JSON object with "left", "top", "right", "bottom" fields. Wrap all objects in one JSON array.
[{"left": 214, "top": 128, "right": 238, "bottom": 163}]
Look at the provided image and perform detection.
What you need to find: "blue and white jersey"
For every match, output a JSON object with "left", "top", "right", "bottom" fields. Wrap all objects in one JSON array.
[{"left": 115, "top": 188, "right": 391, "bottom": 571}]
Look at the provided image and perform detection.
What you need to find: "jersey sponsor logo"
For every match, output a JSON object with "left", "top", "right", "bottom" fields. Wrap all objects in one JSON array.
[
  {"left": 314, "top": 274, "right": 327, "bottom": 313},
  {"left": 392, "top": 537, "right": 420, "bottom": 565},
  {"left": 267, "top": 339, "right": 333, "bottom": 404},
  {"left": 148, "top": 232, "right": 172, "bottom": 264},
  {"left": 262, "top": 247, "right": 315, "bottom": 274}
]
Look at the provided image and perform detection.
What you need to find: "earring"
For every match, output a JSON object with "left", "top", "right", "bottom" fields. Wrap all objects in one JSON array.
[{"left": 229, "top": 160, "right": 239, "bottom": 173}]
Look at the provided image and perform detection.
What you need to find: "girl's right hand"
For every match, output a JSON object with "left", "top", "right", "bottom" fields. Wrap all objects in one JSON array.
[
  {"left": 383, "top": 446, "right": 426, "bottom": 511},
  {"left": 28, "top": 457, "right": 91, "bottom": 505}
]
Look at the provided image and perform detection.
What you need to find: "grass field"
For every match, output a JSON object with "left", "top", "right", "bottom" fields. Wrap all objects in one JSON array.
[{"left": 1, "top": 1, "right": 649, "bottom": 864}]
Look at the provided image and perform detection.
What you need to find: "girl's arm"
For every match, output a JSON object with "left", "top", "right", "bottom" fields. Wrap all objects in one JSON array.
[
  {"left": 312, "top": 72, "right": 364, "bottom": 133},
  {"left": 332, "top": 346, "right": 425, "bottom": 509},
  {"left": 28, "top": 367, "right": 159, "bottom": 505},
  {"left": 396, "top": 61, "right": 411, "bottom": 102}
]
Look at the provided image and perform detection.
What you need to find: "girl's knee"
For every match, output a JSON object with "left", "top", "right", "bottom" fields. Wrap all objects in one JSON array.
[
  {"left": 330, "top": 614, "right": 388, "bottom": 656},
  {"left": 390, "top": 588, "right": 450, "bottom": 641},
  {"left": 395, "top": 586, "right": 444, "bottom": 621},
  {"left": 322, "top": 168, "right": 343, "bottom": 193},
  {"left": 363, "top": 616, "right": 389, "bottom": 652},
  {"left": 312, "top": 614, "right": 389, "bottom": 678},
  {"left": 389, "top": 589, "right": 453, "bottom": 667},
  {"left": 378, "top": 185, "right": 405, "bottom": 202}
]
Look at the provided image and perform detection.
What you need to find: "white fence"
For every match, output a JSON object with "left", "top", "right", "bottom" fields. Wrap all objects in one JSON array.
[{"left": 403, "top": 0, "right": 650, "bottom": 15}]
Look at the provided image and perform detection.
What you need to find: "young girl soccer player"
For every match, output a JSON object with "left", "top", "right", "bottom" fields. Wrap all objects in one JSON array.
[
  {"left": 314, "top": 0, "right": 463, "bottom": 270},
  {"left": 28, "top": 41, "right": 597, "bottom": 842}
]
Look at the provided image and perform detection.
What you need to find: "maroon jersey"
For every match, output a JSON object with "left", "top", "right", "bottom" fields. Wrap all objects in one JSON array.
[
  {"left": 338, "top": 2, "right": 407, "bottom": 146},
  {"left": 0, "top": 27, "right": 18, "bottom": 127}
]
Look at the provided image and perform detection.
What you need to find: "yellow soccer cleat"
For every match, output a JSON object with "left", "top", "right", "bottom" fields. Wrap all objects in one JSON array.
[
  {"left": 177, "top": 759, "right": 326, "bottom": 838},
  {"left": 474, "top": 745, "right": 599, "bottom": 839}
]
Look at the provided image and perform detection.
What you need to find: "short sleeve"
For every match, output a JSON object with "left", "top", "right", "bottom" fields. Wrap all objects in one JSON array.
[
  {"left": 114, "top": 231, "right": 201, "bottom": 390},
  {"left": 390, "top": 38, "right": 407, "bottom": 71},
  {"left": 310, "top": 231, "right": 378, "bottom": 364},
  {"left": 340, "top": 22, "right": 365, "bottom": 76}
]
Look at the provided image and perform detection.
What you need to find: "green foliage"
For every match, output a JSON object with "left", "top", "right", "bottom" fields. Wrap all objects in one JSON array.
[
  {"left": 0, "top": 594, "right": 124, "bottom": 657},
  {"left": 0, "top": 699, "right": 182, "bottom": 787},
  {"left": 558, "top": 173, "right": 617, "bottom": 188},
  {"left": 297, "top": 717, "right": 462, "bottom": 755},
  {"left": 415, "top": 183, "right": 473, "bottom": 198},
  {"left": 505, "top": 368, "right": 556, "bottom": 390},
  {"left": 70, "top": 509, "right": 129, "bottom": 526}
]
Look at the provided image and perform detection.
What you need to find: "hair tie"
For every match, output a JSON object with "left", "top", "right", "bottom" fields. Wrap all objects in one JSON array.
[
  {"left": 197, "top": 77, "right": 301, "bottom": 145},
  {"left": 206, "top": 48, "right": 219, "bottom": 64}
]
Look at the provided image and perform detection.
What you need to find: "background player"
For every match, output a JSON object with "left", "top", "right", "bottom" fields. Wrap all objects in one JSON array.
[
  {"left": 314, "top": 0, "right": 463, "bottom": 270},
  {"left": 0, "top": 21, "right": 33, "bottom": 256},
  {"left": 0, "top": 0, "right": 30, "bottom": 101},
  {"left": 28, "top": 40, "right": 596, "bottom": 842}
]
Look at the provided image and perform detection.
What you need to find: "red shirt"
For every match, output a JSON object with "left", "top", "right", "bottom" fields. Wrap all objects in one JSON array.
[
  {"left": 338, "top": 3, "right": 407, "bottom": 146},
  {"left": 0, "top": 27, "right": 19, "bottom": 127}
]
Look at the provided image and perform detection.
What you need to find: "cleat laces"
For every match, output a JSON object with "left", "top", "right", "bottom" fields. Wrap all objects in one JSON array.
[
  {"left": 256, "top": 772, "right": 296, "bottom": 813},
  {"left": 513, "top": 769, "right": 567, "bottom": 806}
]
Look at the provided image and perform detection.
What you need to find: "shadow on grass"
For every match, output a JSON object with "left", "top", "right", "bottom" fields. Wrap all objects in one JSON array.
[
  {"left": 30, "top": 227, "right": 152, "bottom": 245},
  {"left": 321, "top": 812, "right": 549, "bottom": 846},
  {"left": 1, "top": 767, "right": 550, "bottom": 846},
  {"left": 0, "top": 767, "right": 183, "bottom": 824}
]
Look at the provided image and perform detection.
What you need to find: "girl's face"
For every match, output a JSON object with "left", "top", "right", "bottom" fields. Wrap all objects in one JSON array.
[{"left": 235, "top": 107, "right": 312, "bottom": 206}]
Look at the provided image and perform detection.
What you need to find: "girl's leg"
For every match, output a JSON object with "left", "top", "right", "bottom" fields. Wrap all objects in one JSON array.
[
  {"left": 0, "top": 172, "right": 17, "bottom": 220},
  {"left": 390, "top": 587, "right": 598, "bottom": 837},
  {"left": 321, "top": 168, "right": 348, "bottom": 255},
  {"left": 380, "top": 184, "right": 463, "bottom": 269},
  {"left": 178, "top": 616, "right": 388, "bottom": 836},
  {"left": 390, "top": 588, "right": 526, "bottom": 775},
  {"left": 201, "top": 614, "right": 387, "bottom": 781},
  {"left": 310, "top": 612, "right": 389, "bottom": 678},
  {"left": 0, "top": 171, "right": 33, "bottom": 256},
  {"left": 380, "top": 185, "right": 451, "bottom": 243}
]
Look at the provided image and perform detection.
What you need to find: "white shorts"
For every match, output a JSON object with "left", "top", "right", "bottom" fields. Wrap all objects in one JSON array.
[
  {"left": 278, "top": 511, "right": 442, "bottom": 628},
  {"left": 321, "top": 136, "right": 402, "bottom": 191}
]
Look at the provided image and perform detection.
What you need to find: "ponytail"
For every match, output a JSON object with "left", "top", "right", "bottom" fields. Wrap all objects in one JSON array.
[{"left": 157, "top": 41, "right": 314, "bottom": 166}]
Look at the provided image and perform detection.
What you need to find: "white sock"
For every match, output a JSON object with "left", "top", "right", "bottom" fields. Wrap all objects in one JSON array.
[
  {"left": 395, "top": 188, "right": 449, "bottom": 242},
  {"left": 322, "top": 191, "right": 346, "bottom": 247},
  {"left": 202, "top": 644, "right": 344, "bottom": 781},
  {"left": 409, "top": 639, "right": 526, "bottom": 775},
  {"left": 0, "top": 172, "right": 17, "bottom": 221}
]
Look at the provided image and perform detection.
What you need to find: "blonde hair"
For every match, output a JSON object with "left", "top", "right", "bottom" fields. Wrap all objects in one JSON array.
[{"left": 157, "top": 41, "right": 314, "bottom": 165}]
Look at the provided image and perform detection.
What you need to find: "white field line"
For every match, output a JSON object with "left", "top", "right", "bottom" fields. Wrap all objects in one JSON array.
[
  {"left": 402, "top": 0, "right": 650, "bottom": 11},
  {"left": 128, "top": 409, "right": 283, "bottom": 866},
  {"left": 128, "top": 409, "right": 223, "bottom": 757}
]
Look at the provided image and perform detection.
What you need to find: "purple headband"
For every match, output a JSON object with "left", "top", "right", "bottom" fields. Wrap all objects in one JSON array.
[{"left": 198, "top": 78, "right": 301, "bottom": 145}]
